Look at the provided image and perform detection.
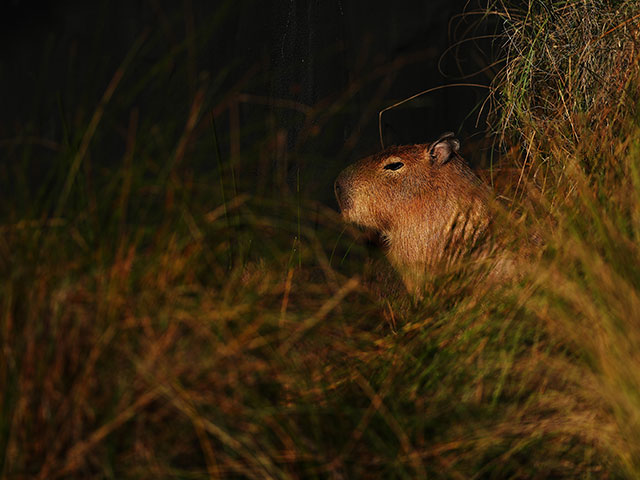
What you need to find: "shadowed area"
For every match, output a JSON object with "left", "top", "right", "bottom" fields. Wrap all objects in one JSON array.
[{"left": 2, "top": 0, "right": 640, "bottom": 478}]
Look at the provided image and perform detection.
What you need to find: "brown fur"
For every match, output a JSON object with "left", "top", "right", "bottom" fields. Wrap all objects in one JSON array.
[{"left": 334, "top": 133, "right": 491, "bottom": 294}]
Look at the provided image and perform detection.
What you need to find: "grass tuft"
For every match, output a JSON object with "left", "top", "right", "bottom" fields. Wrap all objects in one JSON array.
[{"left": 3, "top": 1, "right": 640, "bottom": 478}]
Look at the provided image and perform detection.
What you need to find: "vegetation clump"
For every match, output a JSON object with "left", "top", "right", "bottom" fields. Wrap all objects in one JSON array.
[{"left": 2, "top": 1, "right": 640, "bottom": 478}]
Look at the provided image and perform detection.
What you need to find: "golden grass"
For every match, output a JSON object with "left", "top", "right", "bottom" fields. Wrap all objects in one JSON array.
[{"left": 3, "top": 1, "right": 640, "bottom": 478}]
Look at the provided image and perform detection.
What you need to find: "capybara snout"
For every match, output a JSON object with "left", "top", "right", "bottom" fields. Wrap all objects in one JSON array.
[{"left": 333, "top": 168, "right": 353, "bottom": 212}]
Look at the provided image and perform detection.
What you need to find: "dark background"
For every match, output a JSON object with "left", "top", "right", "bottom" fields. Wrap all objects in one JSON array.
[{"left": 1, "top": 0, "right": 499, "bottom": 207}]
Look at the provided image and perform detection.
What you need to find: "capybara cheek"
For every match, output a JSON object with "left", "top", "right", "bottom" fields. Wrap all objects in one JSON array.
[{"left": 357, "top": 197, "right": 393, "bottom": 231}]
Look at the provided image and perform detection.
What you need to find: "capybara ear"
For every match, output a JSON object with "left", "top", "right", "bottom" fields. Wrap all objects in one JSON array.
[{"left": 428, "top": 132, "right": 460, "bottom": 165}]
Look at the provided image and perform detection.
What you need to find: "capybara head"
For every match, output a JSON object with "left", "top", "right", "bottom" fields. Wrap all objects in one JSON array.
[{"left": 335, "top": 133, "right": 490, "bottom": 289}]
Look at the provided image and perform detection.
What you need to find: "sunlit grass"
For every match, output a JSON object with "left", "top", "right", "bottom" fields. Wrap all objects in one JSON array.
[{"left": 2, "top": 0, "right": 640, "bottom": 478}]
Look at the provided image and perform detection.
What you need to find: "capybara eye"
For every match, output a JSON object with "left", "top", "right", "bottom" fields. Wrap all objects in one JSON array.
[{"left": 383, "top": 162, "right": 404, "bottom": 171}]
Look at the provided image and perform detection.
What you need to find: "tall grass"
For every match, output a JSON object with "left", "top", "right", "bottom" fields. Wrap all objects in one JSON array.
[
  {"left": 486, "top": 0, "right": 640, "bottom": 476},
  {"left": 2, "top": 0, "right": 640, "bottom": 478},
  {"left": 488, "top": 0, "right": 640, "bottom": 146}
]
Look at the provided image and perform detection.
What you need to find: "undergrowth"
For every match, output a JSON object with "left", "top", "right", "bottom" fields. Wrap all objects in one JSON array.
[{"left": 2, "top": 0, "right": 640, "bottom": 478}]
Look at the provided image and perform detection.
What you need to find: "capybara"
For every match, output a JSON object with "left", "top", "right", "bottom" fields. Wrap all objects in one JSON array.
[{"left": 334, "top": 133, "right": 491, "bottom": 294}]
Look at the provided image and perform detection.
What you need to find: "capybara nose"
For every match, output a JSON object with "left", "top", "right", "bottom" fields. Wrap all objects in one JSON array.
[
  {"left": 334, "top": 176, "right": 350, "bottom": 211},
  {"left": 335, "top": 167, "right": 355, "bottom": 211}
]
